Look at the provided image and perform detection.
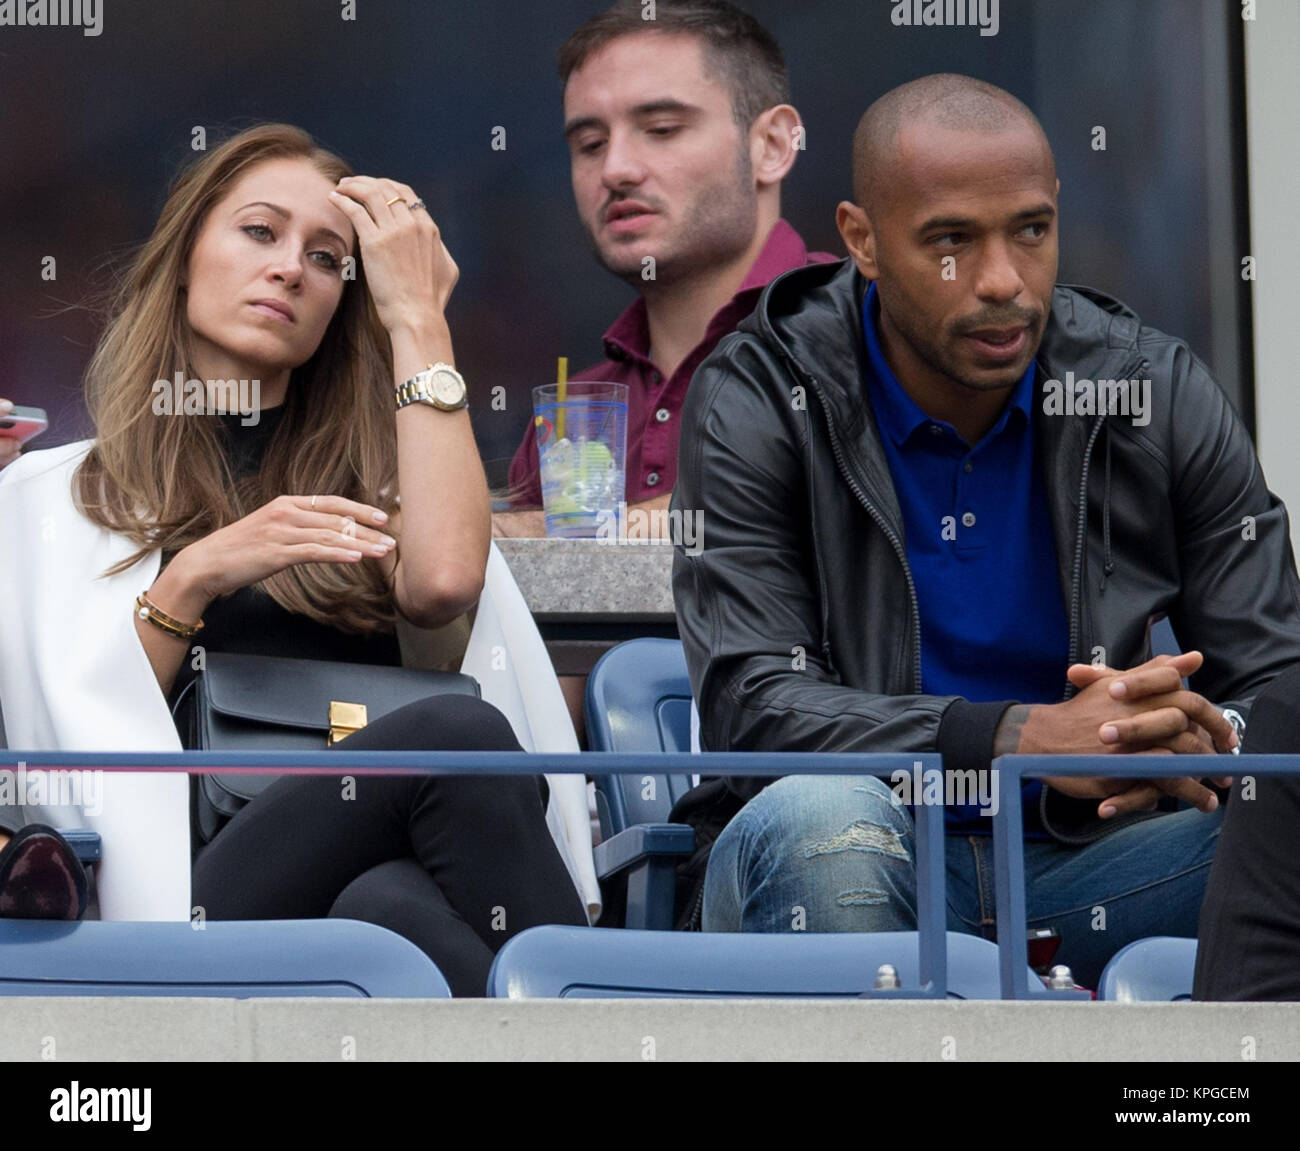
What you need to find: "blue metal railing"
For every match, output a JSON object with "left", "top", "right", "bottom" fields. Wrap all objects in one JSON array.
[
  {"left": 20, "top": 747, "right": 1277, "bottom": 999},
  {"left": 0, "top": 749, "right": 948, "bottom": 998},
  {"left": 992, "top": 753, "right": 1300, "bottom": 999}
]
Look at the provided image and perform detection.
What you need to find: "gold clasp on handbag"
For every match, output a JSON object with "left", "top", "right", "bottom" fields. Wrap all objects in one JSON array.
[{"left": 328, "top": 700, "right": 368, "bottom": 746}]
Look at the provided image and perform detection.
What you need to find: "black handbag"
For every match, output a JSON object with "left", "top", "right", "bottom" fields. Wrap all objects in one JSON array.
[{"left": 171, "top": 651, "right": 481, "bottom": 843}]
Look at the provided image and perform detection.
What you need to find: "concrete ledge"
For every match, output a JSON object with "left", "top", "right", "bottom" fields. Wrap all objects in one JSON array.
[
  {"left": 0, "top": 999, "right": 1293, "bottom": 1062},
  {"left": 493, "top": 538, "right": 674, "bottom": 620},
  {"left": 1, "top": 998, "right": 245, "bottom": 1062}
]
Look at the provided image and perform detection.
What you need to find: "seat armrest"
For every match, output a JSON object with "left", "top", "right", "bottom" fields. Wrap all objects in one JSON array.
[
  {"left": 593, "top": 823, "right": 695, "bottom": 879},
  {"left": 58, "top": 830, "right": 102, "bottom": 865},
  {"left": 594, "top": 824, "right": 696, "bottom": 931}
]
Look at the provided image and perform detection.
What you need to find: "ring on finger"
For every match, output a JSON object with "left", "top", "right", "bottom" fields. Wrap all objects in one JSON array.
[
  {"left": 409, "top": 199, "right": 426, "bottom": 213},
  {"left": 310, "top": 495, "right": 318, "bottom": 509},
  {"left": 385, "top": 194, "right": 406, "bottom": 208}
]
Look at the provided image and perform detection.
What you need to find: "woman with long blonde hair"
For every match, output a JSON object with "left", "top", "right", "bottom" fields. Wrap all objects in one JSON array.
[{"left": 0, "top": 124, "right": 586, "bottom": 994}]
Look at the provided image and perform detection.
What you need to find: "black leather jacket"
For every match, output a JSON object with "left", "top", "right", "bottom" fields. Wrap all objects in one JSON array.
[{"left": 670, "top": 258, "right": 1300, "bottom": 854}]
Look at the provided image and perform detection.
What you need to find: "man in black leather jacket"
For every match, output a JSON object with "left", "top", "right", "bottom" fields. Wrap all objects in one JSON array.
[{"left": 669, "top": 74, "right": 1300, "bottom": 985}]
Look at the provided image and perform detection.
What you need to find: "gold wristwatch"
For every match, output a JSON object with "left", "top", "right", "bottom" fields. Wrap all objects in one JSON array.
[{"left": 395, "top": 362, "right": 468, "bottom": 412}]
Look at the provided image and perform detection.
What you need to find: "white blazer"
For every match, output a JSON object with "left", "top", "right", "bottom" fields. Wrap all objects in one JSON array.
[{"left": 0, "top": 441, "right": 600, "bottom": 923}]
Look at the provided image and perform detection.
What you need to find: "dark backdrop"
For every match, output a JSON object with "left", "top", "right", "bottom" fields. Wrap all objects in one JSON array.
[{"left": 0, "top": 0, "right": 1251, "bottom": 482}]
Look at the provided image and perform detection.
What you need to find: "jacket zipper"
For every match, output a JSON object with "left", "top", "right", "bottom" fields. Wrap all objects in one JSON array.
[
  {"left": 804, "top": 373, "right": 924, "bottom": 694},
  {"left": 1064, "top": 415, "right": 1107, "bottom": 699},
  {"left": 1061, "top": 353, "right": 1146, "bottom": 700},
  {"left": 685, "top": 879, "right": 705, "bottom": 931}
]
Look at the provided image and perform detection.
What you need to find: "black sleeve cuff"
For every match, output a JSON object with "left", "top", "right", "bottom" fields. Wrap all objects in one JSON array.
[{"left": 936, "top": 698, "right": 1020, "bottom": 775}]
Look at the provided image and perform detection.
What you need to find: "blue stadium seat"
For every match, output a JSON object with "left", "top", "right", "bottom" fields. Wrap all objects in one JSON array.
[
  {"left": 0, "top": 918, "right": 452, "bottom": 997},
  {"left": 585, "top": 637, "right": 696, "bottom": 831},
  {"left": 585, "top": 638, "right": 698, "bottom": 929},
  {"left": 489, "top": 925, "right": 1037, "bottom": 999},
  {"left": 1150, "top": 617, "right": 1181, "bottom": 658},
  {"left": 1097, "top": 936, "right": 1197, "bottom": 1002}
]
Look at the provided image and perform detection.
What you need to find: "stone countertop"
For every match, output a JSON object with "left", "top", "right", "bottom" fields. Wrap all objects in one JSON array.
[{"left": 493, "top": 537, "right": 675, "bottom": 619}]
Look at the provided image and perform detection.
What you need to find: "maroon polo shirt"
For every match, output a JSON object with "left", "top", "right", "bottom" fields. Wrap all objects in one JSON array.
[{"left": 507, "top": 219, "right": 835, "bottom": 507}]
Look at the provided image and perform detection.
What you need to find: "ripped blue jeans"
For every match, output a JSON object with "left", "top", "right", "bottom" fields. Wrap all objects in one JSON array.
[{"left": 702, "top": 775, "right": 1222, "bottom": 988}]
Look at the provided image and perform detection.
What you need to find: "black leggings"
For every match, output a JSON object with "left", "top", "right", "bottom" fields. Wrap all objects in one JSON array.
[
  {"left": 1194, "top": 662, "right": 1300, "bottom": 1000},
  {"left": 191, "top": 694, "right": 588, "bottom": 997}
]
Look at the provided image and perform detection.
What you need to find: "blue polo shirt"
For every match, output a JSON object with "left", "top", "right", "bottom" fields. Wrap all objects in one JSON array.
[{"left": 862, "top": 282, "right": 1067, "bottom": 834}]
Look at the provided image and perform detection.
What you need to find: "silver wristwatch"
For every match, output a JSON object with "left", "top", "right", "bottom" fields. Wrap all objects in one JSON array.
[
  {"left": 1221, "top": 707, "right": 1246, "bottom": 755},
  {"left": 395, "top": 362, "right": 468, "bottom": 412}
]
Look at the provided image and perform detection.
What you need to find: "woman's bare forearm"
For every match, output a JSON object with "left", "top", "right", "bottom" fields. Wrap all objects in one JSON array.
[
  {"left": 132, "top": 547, "right": 214, "bottom": 698},
  {"left": 388, "top": 320, "right": 491, "bottom": 627}
]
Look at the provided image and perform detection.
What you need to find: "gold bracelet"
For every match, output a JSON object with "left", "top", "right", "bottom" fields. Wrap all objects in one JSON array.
[{"left": 135, "top": 592, "right": 204, "bottom": 640}]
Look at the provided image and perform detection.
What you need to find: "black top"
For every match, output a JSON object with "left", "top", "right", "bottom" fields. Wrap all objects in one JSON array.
[{"left": 166, "top": 407, "right": 400, "bottom": 707}]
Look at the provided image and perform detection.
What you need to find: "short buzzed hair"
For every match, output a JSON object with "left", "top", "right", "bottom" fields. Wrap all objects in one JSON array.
[
  {"left": 559, "top": 0, "right": 789, "bottom": 131},
  {"left": 852, "top": 73, "right": 1052, "bottom": 213}
]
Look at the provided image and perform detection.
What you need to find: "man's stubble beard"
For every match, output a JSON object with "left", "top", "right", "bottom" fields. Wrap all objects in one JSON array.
[
  {"left": 881, "top": 285, "right": 1039, "bottom": 394},
  {"left": 588, "top": 145, "right": 760, "bottom": 292}
]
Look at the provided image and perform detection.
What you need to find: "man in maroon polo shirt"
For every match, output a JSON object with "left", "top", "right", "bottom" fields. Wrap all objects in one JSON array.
[{"left": 494, "top": 0, "right": 835, "bottom": 536}]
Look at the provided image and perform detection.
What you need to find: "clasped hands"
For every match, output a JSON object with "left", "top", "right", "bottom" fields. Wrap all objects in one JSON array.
[{"left": 1004, "top": 650, "right": 1235, "bottom": 821}]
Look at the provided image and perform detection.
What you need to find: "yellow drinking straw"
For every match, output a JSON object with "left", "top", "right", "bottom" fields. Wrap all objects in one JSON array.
[{"left": 556, "top": 356, "right": 569, "bottom": 440}]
